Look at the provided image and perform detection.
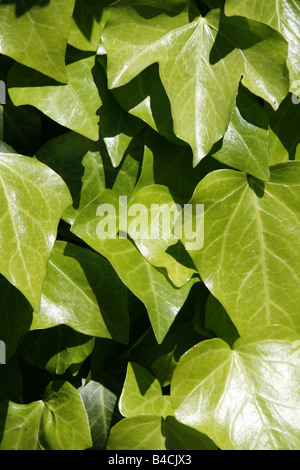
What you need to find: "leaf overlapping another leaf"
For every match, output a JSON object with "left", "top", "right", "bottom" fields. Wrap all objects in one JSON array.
[
  {"left": 102, "top": 1, "right": 289, "bottom": 164},
  {"left": 184, "top": 162, "right": 300, "bottom": 336},
  {"left": 0, "top": 153, "right": 72, "bottom": 311}
]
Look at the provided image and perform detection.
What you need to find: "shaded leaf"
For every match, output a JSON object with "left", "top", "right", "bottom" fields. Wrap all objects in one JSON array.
[
  {"left": 30, "top": 241, "right": 130, "bottom": 344},
  {"left": 69, "top": 0, "right": 113, "bottom": 52},
  {"left": 107, "top": 415, "right": 217, "bottom": 450},
  {"left": 266, "top": 93, "right": 300, "bottom": 165},
  {"left": 8, "top": 55, "right": 101, "bottom": 141},
  {"left": 225, "top": 0, "right": 300, "bottom": 88},
  {"left": 79, "top": 380, "right": 118, "bottom": 450},
  {"left": 20, "top": 325, "right": 94, "bottom": 375},
  {"left": 72, "top": 190, "right": 198, "bottom": 343},
  {"left": 212, "top": 84, "right": 269, "bottom": 181}
]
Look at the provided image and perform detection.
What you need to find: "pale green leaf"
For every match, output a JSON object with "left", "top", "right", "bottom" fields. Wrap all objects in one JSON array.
[
  {"left": 30, "top": 241, "right": 129, "bottom": 344},
  {"left": 0, "top": 381, "right": 92, "bottom": 450},
  {"left": 69, "top": 0, "right": 113, "bottom": 52},
  {"left": 0, "top": 153, "right": 72, "bottom": 311},
  {"left": 107, "top": 415, "right": 217, "bottom": 450},
  {"left": 212, "top": 85, "right": 270, "bottom": 181},
  {"left": 119, "top": 362, "right": 173, "bottom": 418},
  {"left": 102, "top": 2, "right": 289, "bottom": 163},
  {"left": 185, "top": 162, "right": 300, "bottom": 336},
  {"left": 225, "top": 0, "right": 300, "bottom": 88},
  {"left": 35, "top": 132, "right": 107, "bottom": 225},
  {"left": 171, "top": 326, "right": 300, "bottom": 450},
  {"left": 125, "top": 184, "right": 196, "bottom": 287},
  {"left": 205, "top": 294, "right": 239, "bottom": 347},
  {"left": 71, "top": 190, "right": 198, "bottom": 343},
  {"left": 8, "top": 55, "right": 101, "bottom": 141},
  {"left": 0, "top": 0, "right": 75, "bottom": 82}
]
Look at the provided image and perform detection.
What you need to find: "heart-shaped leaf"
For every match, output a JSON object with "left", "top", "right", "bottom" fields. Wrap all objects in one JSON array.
[
  {"left": 0, "top": 153, "right": 72, "bottom": 311},
  {"left": 171, "top": 326, "right": 300, "bottom": 450},
  {"left": 102, "top": 2, "right": 289, "bottom": 163},
  {"left": 185, "top": 162, "right": 300, "bottom": 335}
]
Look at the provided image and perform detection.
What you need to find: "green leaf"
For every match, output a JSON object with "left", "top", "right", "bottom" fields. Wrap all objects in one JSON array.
[
  {"left": 0, "top": 153, "right": 72, "bottom": 311},
  {"left": 266, "top": 93, "right": 300, "bottom": 165},
  {"left": 0, "top": 275, "right": 33, "bottom": 359},
  {"left": 205, "top": 294, "right": 239, "bottom": 347},
  {"left": 102, "top": 2, "right": 289, "bottom": 163},
  {"left": 119, "top": 362, "right": 173, "bottom": 418},
  {"left": 0, "top": 0, "right": 75, "bottom": 83},
  {"left": 171, "top": 326, "right": 300, "bottom": 450},
  {"left": 71, "top": 190, "right": 197, "bottom": 343},
  {"left": 69, "top": 0, "right": 113, "bottom": 52},
  {"left": 212, "top": 85, "right": 270, "bottom": 181},
  {"left": 3, "top": 104, "right": 42, "bottom": 157},
  {"left": 96, "top": 59, "right": 145, "bottom": 167},
  {"left": 225, "top": 0, "right": 300, "bottom": 88},
  {"left": 151, "top": 350, "right": 178, "bottom": 387},
  {"left": 79, "top": 380, "right": 118, "bottom": 450},
  {"left": 0, "top": 381, "right": 92, "bottom": 450},
  {"left": 8, "top": 55, "right": 101, "bottom": 141},
  {"left": 109, "top": 63, "right": 183, "bottom": 145},
  {"left": 185, "top": 162, "right": 300, "bottom": 336},
  {"left": 107, "top": 415, "right": 217, "bottom": 450},
  {"left": 125, "top": 184, "right": 196, "bottom": 287},
  {"left": 20, "top": 326, "right": 94, "bottom": 375},
  {"left": 35, "top": 132, "right": 107, "bottom": 225},
  {"left": 30, "top": 241, "right": 130, "bottom": 344}
]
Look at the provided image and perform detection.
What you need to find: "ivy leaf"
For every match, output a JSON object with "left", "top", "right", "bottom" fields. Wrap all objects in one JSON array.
[
  {"left": 30, "top": 241, "right": 130, "bottom": 344},
  {"left": 71, "top": 190, "right": 198, "bottom": 343},
  {"left": 3, "top": 104, "right": 42, "bottom": 157},
  {"left": 185, "top": 162, "right": 300, "bottom": 336},
  {"left": 119, "top": 362, "right": 174, "bottom": 418},
  {"left": 0, "top": 0, "right": 75, "bottom": 83},
  {"left": 96, "top": 59, "right": 145, "bottom": 168},
  {"left": 0, "top": 153, "right": 72, "bottom": 311},
  {"left": 212, "top": 85, "right": 270, "bottom": 181},
  {"left": 0, "top": 381, "right": 92, "bottom": 450},
  {"left": 225, "top": 0, "right": 300, "bottom": 89},
  {"left": 68, "top": 0, "right": 113, "bottom": 52},
  {"left": 266, "top": 93, "right": 300, "bottom": 165},
  {"left": 171, "top": 326, "right": 300, "bottom": 450},
  {"left": 205, "top": 294, "right": 239, "bottom": 347},
  {"left": 20, "top": 326, "right": 94, "bottom": 376},
  {"left": 102, "top": 2, "right": 289, "bottom": 164},
  {"left": 35, "top": 132, "right": 107, "bottom": 225},
  {"left": 109, "top": 63, "right": 183, "bottom": 145},
  {"left": 79, "top": 380, "right": 118, "bottom": 450},
  {"left": 107, "top": 415, "right": 217, "bottom": 450},
  {"left": 7, "top": 55, "right": 101, "bottom": 141},
  {"left": 125, "top": 184, "right": 196, "bottom": 287}
]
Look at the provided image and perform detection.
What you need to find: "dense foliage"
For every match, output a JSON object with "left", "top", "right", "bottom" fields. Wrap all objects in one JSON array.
[{"left": 0, "top": 0, "right": 299, "bottom": 451}]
